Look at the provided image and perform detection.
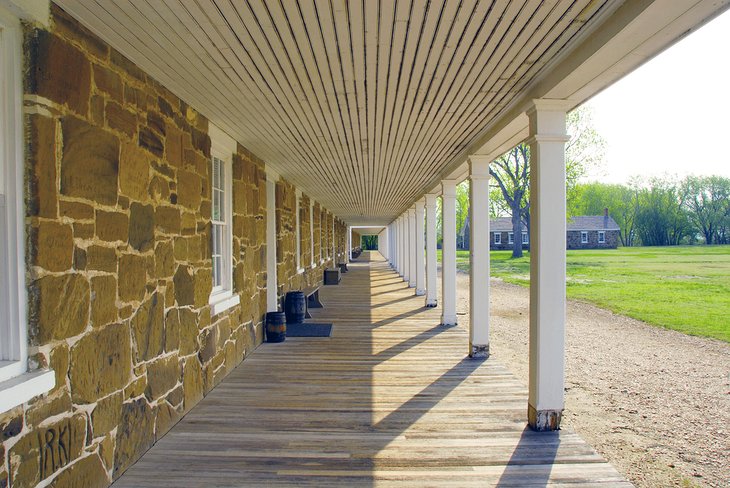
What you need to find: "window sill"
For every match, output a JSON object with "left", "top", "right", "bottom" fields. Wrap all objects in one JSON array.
[
  {"left": 0, "top": 369, "right": 55, "bottom": 414},
  {"left": 209, "top": 292, "right": 240, "bottom": 316}
]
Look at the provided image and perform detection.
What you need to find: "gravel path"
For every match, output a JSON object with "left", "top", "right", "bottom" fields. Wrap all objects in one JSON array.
[{"left": 453, "top": 272, "right": 730, "bottom": 488}]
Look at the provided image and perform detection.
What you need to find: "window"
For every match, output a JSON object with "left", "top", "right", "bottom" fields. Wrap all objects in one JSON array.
[
  {"left": 508, "top": 232, "right": 514, "bottom": 244},
  {"left": 494, "top": 232, "right": 501, "bottom": 245},
  {"left": 522, "top": 232, "right": 529, "bottom": 245},
  {"left": 581, "top": 231, "right": 588, "bottom": 244},
  {"left": 598, "top": 231, "right": 606, "bottom": 244},
  {"left": 208, "top": 125, "right": 239, "bottom": 315},
  {"left": 0, "top": 7, "right": 55, "bottom": 413}
]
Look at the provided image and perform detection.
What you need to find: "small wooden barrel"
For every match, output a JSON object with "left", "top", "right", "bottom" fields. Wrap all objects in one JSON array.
[
  {"left": 265, "top": 311, "right": 286, "bottom": 343},
  {"left": 284, "top": 291, "right": 306, "bottom": 324}
]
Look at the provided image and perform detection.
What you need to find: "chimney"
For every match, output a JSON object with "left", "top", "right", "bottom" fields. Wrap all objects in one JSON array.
[{"left": 604, "top": 207, "right": 609, "bottom": 228}]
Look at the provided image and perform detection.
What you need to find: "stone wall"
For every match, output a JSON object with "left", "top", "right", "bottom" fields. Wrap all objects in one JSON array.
[
  {"left": 0, "top": 7, "right": 345, "bottom": 488},
  {"left": 566, "top": 230, "right": 620, "bottom": 249}
]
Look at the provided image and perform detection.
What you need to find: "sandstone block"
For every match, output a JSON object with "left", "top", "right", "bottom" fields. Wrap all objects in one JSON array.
[
  {"left": 26, "top": 31, "right": 90, "bottom": 115},
  {"left": 178, "top": 308, "right": 198, "bottom": 355},
  {"left": 61, "top": 116, "right": 119, "bottom": 205},
  {"left": 59, "top": 200, "right": 94, "bottom": 220},
  {"left": 93, "top": 63, "right": 123, "bottom": 102},
  {"left": 31, "top": 220, "right": 73, "bottom": 272},
  {"left": 177, "top": 170, "right": 202, "bottom": 210},
  {"left": 106, "top": 100, "right": 137, "bottom": 139},
  {"left": 165, "top": 122, "right": 183, "bottom": 167},
  {"left": 30, "top": 274, "right": 89, "bottom": 344},
  {"left": 194, "top": 268, "right": 212, "bottom": 308},
  {"left": 129, "top": 202, "right": 155, "bottom": 252},
  {"left": 111, "top": 49, "right": 145, "bottom": 82},
  {"left": 154, "top": 401, "right": 182, "bottom": 440},
  {"left": 114, "top": 399, "right": 155, "bottom": 477},
  {"left": 131, "top": 292, "right": 164, "bottom": 362},
  {"left": 9, "top": 414, "right": 87, "bottom": 487},
  {"left": 91, "top": 275, "right": 117, "bottom": 327},
  {"left": 155, "top": 240, "right": 174, "bottom": 278},
  {"left": 182, "top": 357, "right": 204, "bottom": 410},
  {"left": 119, "top": 141, "right": 151, "bottom": 202},
  {"left": 154, "top": 206, "right": 181, "bottom": 235},
  {"left": 26, "top": 114, "right": 58, "bottom": 218},
  {"left": 70, "top": 323, "right": 131, "bottom": 404},
  {"left": 91, "top": 391, "right": 122, "bottom": 437},
  {"left": 118, "top": 253, "right": 146, "bottom": 302},
  {"left": 173, "top": 265, "right": 194, "bottom": 306},
  {"left": 51, "top": 453, "right": 109, "bottom": 488},
  {"left": 145, "top": 356, "right": 181, "bottom": 401},
  {"left": 86, "top": 245, "right": 117, "bottom": 273},
  {"left": 96, "top": 209, "right": 128, "bottom": 243},
  {"left": 197, "top": 327, "right": 218, "bottom": 364},
  {"left": 138, "top": 126, "right": 163, "bottom": 157}
]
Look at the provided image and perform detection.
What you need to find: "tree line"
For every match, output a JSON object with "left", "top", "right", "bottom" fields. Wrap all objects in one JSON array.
[{"left": 571, "top": 176, "right": 730, "bottom": 246}]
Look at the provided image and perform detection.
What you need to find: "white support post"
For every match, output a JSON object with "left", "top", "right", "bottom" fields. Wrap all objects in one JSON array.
[
  {"left": 408, "top": 206, "right": 418, "bottom": 288},
  {"left": 397, "top": 218, "right": 403, "bottom": 275},
  {"left": 310, "top": 201, "right": 316, "bottom": 267},
  {"left": 295, "top": 190, "right": 302, "bottom": 272},
  {"left": 441, "top": 180, "right": 458, "bottom": 326},
  {"left": 332, "top": 218, "right": 336, "bottom": 264},
  {"left": 414, "top": 199, "right": 426, "bottom": 296},
  {"left": 424, "top": 194, "right": 438, "bottom": 307},
  {"left": 468, "top": 156, "right": 491, "bottom": 358},
  {"left": 265, "top": 173, "right": 278, "bottom": 312},
  {"left": 527, "top": 99, "right": 570, "bottom": 431},
  {"left": 402, "top": 215, "right": 410, "bottom": 282}
]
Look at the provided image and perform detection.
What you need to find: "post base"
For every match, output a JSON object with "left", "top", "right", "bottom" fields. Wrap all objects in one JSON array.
[
  {"left": 440, "top": 315, "right": 457, "bottom": 326},
  {"left": 469, "top": 343, "right": 489, "bottom": 359},
  {"left": 528, "top": 404, "right": 563, "bottom": 431},
  {"left": 415, "top": 288, "right": 426, "bottom": 296},
  {"left": 425, "top": 300, "right": 437, "bottom": 308}
]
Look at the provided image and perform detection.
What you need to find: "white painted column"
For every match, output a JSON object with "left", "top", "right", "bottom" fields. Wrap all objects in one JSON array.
[
  {"left": 389, "top": 224, "right": 394, "bottom": 267},
  {"left": 265, "top": 173, "right": 278, "bottom": 312},
  {"left": 408, "top": 207, "right": 417, "bottom": 288},
  {"left": 527, "top": 99, "right": 570, "bottom": 431},
  {"left": 332, "top": 218, "right": 336, "bottom": 265},
  {"left": 347, "top": 226, "right": 352, "bottom": 262},
  {"left": 424, "top": 194, "right": 438, "bottom": 307},
  {"left": 295, "top": 190, "right": 302, "bottom": 272},
  {"left": 402, "top": 214, "right": 410, "bottom": 283},
  {"left": 441, "top": 180, "right": 458, "bottom": 326},
  {"left": 397, "top": 218, "right": 403, "bottom": 275},
  {"left": 310, "top": 200, "right": 316, "bottom": 267},
  {"left": 414, "top": 199, "right": 426, "bottom": 296},
  {"left": 468, "top": 156, "right": 491, "bottom": 358}
]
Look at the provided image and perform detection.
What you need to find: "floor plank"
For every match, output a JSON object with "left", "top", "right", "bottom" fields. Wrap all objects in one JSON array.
[{"left": 114, "top": 252, "right": 631, "bottom": 487}]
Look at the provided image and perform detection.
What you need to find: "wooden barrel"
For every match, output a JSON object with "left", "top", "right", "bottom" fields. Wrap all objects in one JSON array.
[
  {"left": 265, "top": 311, "right": 286, "bottom": 343},
  {"left": 284, "top": 291, "right": 306, "bottom": 324}
]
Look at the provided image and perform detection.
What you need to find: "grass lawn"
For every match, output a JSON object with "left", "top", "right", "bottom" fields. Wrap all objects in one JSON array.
[{"left": 437, "top": 246, "right": 730, "bottom": 342}]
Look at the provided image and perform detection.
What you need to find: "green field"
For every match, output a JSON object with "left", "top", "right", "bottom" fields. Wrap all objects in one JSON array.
[{"left": 438, "top": 246, "right": 730, "bottom": 342}]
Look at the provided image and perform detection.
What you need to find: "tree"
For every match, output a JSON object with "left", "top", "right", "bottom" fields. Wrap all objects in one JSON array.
[
  {"left": 634, "top": 177, "right": 691, "bottom": 246},
  {"left": 489, "top": 105, "right": 605, "bottom": 257},
  {"left": 571, "top": 182, "right": 639, "bottom": 246},
  {"left": 682, "top": 175, "right": 730, "bottom": 244}
]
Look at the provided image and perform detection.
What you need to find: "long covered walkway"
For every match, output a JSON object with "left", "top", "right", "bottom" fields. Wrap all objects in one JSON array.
[{"left": 114, "top": 252, "right": 628, "bottom": 487}]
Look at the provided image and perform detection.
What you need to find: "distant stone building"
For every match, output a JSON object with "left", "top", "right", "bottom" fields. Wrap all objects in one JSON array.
[{"left": 490, "top": 210, "right": 620, "bottom": 250}]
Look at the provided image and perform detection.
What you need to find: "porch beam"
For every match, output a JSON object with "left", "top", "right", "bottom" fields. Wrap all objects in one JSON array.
[
  {"left": 527, "top": 99, "right": 570, "bottom": 431},
  {"left": 424, "top": 194, "right": 438, "bottom": 307},
  {"left": 441, "top": 180, "right": 458, "bottom": 326},
  {"left": 468, "top": 156, "right": 491, "bottom": 358}
]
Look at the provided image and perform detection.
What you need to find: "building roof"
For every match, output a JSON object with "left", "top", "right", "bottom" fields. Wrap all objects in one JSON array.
[{"left": 490, "top": 216, "right": 620, "bottom": 232}]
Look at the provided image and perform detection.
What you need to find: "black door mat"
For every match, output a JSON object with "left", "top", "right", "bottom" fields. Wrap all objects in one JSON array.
[{"left": 285, "top": 322, "right": 333, "bottom": 337}]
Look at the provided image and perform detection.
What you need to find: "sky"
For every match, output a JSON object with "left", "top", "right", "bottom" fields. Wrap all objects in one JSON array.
[{"left": 583, "top": 9, "right": 730, "bottom": 184}]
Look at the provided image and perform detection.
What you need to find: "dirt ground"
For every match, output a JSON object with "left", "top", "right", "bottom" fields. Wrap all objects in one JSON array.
[{"left": 453, "top": 272, "right": 730, "bottom": 488}]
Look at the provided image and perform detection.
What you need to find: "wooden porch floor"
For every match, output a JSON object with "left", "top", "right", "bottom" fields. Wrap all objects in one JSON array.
[{"left": 114, "top": 252, "right": 630, "bottom": 487}]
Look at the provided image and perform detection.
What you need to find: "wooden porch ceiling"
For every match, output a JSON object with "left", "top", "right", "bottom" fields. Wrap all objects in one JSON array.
[
  {"left": 55, "top": 1, "right": 729, "bottom": 225},
  {"left": 114, "top": 253, "right": 630, "bottom": 486}
]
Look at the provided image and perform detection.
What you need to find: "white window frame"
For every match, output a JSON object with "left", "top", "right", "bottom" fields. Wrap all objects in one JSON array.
[
  {"left": 0, "top": 7, "right": 55, "bottom": 413},
  {"left": 493, "top": 232, "right": 501, "bottom": 245},
  {"left": 508, "top": 232, "right": 514, "bottom": 245},
  {"left": 208, "top": 125, "right": 239, "bottom": 315},
  {"left": 598, "top": 231, "right": 606, "bottom": 244},
  {"left": 522, "top": 231, "right": 529, "bottom": 245},
  {"left": 581, "top": 231, "right": 589, "bottom": 244}
]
